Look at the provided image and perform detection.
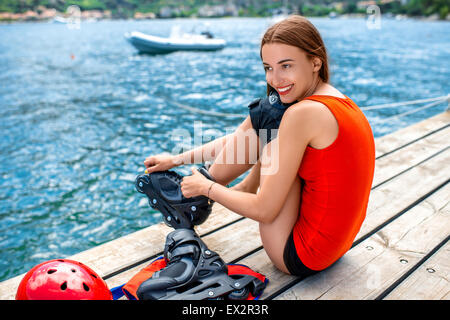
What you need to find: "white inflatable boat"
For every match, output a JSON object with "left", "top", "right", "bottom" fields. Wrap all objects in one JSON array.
[{"left": 124, "top": 31, "right": 226, "bottom": 54}]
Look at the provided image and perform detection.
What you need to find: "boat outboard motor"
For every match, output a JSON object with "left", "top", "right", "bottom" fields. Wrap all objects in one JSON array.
[
  {"left": 200, "top": 31, "right": 214, "bottom": 39},
  {"left": 134, "top": 167, "right": 267, "bottom": 300},
  {"left": 135, "top": 166, "right": 215, "bottom": 230}
]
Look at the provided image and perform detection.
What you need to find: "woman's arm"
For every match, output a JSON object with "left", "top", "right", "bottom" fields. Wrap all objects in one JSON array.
[
  {"left": 145, "top": 116, "right": 253, "bottom": 173},
  {"left": 182, "top": 102, "right": 322, "bottom": 223},
  {"left": 176, "top": 115, "right": 255, "bottom": 165},
  {"left": 144, "top": 135, "right": 230, "bottom": 173},
  {"left": 174, "top": 134, "right": 229, "bottom": 165}
]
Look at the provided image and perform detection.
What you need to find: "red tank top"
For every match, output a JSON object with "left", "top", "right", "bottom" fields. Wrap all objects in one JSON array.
[{"left": 292, "top": 95, "right": 375, "bottom": 271}]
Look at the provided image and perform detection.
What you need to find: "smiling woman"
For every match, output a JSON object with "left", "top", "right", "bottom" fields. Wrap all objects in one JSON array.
[
  {"left": 262, "top": 45, "right": 323, "bottom": 102},
  {"left": 176, "top": 15, "right": 375, "bottom": 278},
  {"left": 260, "top": 15, "right": 330, "bottom": 100}
]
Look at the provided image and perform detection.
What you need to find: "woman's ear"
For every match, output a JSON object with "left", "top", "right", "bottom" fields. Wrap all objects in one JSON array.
[{"left": 311, "top": 57, "right": 322, "bottom": 73}]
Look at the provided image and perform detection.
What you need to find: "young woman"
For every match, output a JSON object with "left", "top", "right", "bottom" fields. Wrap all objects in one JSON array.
[{"left": 144, "top": 16, "right": 375, "bottom": 279}]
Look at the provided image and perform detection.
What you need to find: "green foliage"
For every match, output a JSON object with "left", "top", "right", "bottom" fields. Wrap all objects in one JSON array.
[
  {"left": 301, "top": 4, "right": 333, "bottom": 17},
  {"left": 65, "top": 0, "right": 107, "bottom": 11},
  {"left": 0, "top": 0, "right": 448, "bottom": 19}
]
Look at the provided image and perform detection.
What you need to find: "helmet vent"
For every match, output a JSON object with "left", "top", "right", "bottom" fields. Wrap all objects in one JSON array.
[
  {"left": 60, "top": 282, "right": 67, "bottom": 290},
  {"left": 90, "top": 274, "right": 97, "bottom": 279},
  {"left": 71, "top": 269, "right": 76, "bottom": 273},
  {"left": 47, "top": 269, "right": 57, "bottom": 274},
  {"left": 83, "top": 283, "right": 90, "bottom": 291}
]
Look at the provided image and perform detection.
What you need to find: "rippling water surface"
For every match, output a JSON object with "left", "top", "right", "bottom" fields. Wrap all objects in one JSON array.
[{"left": 0, "top": 17, "right": 449, "bottom": 281}]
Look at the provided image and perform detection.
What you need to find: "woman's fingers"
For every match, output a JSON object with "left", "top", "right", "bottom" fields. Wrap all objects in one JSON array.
[
  {"left": 143, "top": 156, "right": 160, "bottom": 174},
  {"left": 144, "top": 156, "right": 156, "bottom": 168}
]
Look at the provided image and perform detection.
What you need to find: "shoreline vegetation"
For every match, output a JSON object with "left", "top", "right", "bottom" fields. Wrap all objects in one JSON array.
[{"left": 0, "top": 0, "right": 449, "bottom": 23}]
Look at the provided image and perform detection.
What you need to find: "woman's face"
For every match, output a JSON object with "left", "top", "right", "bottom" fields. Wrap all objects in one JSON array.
[{"left": 261, "top": 43, "right": 321, "bottom": 104}]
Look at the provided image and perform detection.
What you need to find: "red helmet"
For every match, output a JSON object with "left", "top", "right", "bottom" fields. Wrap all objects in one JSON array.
[{"left": 16, "top": 259, "right": 112, "bottom": 300}]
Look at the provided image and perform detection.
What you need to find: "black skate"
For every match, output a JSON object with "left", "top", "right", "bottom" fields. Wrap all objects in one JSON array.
[
  {"left": 136, "top": 228, "right": 267, "bottom": 300},
  {"left": 135, "top": 167, "right": 215, "bottom": 229}
]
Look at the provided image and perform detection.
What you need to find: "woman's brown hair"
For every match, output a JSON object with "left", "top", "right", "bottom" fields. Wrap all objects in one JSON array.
[{"left": 260, "top": 15, "right": 330, "bottom": 95}]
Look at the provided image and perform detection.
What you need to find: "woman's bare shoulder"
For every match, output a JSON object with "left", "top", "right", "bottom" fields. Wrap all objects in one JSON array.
[
  {"left": 285, "top": 99, "right": 329, "bottom": 119},
  {"left": 283, "top": 99, "right": 338, "bottom": 134},
  {"left": 280, "top": 100, "right": 328, "bottom": 139}
]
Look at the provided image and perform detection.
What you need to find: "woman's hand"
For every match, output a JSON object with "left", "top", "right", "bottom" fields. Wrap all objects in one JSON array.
[
  {"left": 144, "top": 153, "right": 182, "bottom": 174},
  {"left": 181, "top": 167, "right": 214, "bottom": 198}
]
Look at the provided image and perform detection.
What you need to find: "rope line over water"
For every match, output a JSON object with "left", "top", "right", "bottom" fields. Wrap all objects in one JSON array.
[
  {"left": 169, "top": 99, "right": 246, "bottom": 118},
  {"left": 368, "top": 97, "right": 449, "bottom": 125},
  {"left": 360, "top": 95, "right": 449, "bottom": 111},
  {"left": 168, "top": 94, "right": 450, "bottom": 121}
]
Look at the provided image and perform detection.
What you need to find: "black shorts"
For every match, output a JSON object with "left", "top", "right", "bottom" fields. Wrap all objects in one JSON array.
[{"left": 283, "top": 231, "right": 319, "bottom": 278}]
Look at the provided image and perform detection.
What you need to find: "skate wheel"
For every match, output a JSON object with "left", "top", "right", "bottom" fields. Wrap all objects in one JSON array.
[
  {"left": 136, "top": 181, "right": 144, "bottom": 193},
  {"left": 163, "top": 216, "right": 174, "bottom": 228},
  {"left": 250, "top": 278, "right": 266, "bottom": 297},
  {"left": 135, "top": 176, "right": 148, "bottom": 193},
  {"left": 227, "top": 286, "right": 249, "bottom": 300},
  {"left": 148, "top": 198, "right": 157, "bottom": 209}
]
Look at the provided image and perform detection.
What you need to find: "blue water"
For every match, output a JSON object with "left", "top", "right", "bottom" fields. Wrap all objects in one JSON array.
[{"left": 0, "top": 17, "right": 449, "bottom": 281}]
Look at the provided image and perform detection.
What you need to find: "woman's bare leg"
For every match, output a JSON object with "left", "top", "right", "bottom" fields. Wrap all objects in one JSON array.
[
  {"left": 208, "top": 122, "right": 261, "bottom": 186},
  {"left": 258, "top": 139, "right": 302, "bottom": 274},
  {"left": 230, "top": 160, "right": 261, "bottom": 193}
]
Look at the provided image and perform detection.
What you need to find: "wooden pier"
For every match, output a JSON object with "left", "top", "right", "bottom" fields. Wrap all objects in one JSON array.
[{"left": 1, "top": 111, "right": 449, "bottom": 300}]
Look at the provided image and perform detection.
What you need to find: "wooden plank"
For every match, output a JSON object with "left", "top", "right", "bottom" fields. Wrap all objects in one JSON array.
[
  {"left": 275, "top": 183, "right": 449, "bottom": 300},
  {"left": 104, "top": 143, "right": 450, "bottom": 298},
  {"left": 98, "top": 113, "right": 448, "bottom": 280},
  {"left": 383, "top": 241, "right": 450, "bottom": 300},
  {"left": 372, "top": 126, "right": 449, "bottom": 187},
  {"left": 0, "top": 112, "right": 448, "bottom": 299},
  {"left": 72, "top": 202, "right": 242, "bottom": 277},
  {"left": 78, "top": 204, "right": 240, "bottom": 274},
  {"left": 96, "top": 115, "right": 450, "bottom": 296},
  {"left": 96, "top": 113, "right": 449, "bottom": 284},
  {"left": 357, "top": 148, "right": 450, "bottom": 243},
  {"left": 236, "top": 247, "right": 294, "bottom": 299},
  {"left": 105, "top": 217, "right": 261, "bottom": 292},
  {"left": 374, "top": 111, "right": 449, "bottom": 158},
  {"left": 0, "top": 203, "right": 242, "bottom": 300},
  {"left": 237, "top": 149, "right": 450, "bottom": 299}
]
